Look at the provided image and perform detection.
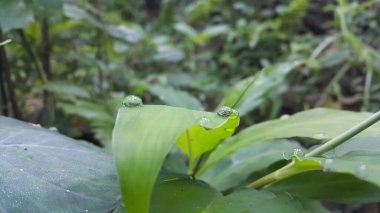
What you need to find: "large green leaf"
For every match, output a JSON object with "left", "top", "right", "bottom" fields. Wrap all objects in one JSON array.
[
  {"left": 112, "top": 103, "right": 238, "bottom": 213},
  {"left": 204, "top": 188, "right": 305, "bottom": 213},
  {"left": 150, "top": 178, "right": 221, "bottom": 213},
  {"left": 200, "top": 140, "right": 299, "bottom": 190},
  {"left": 0, "top": 116, "right": 120, "bottom": 212},
  {"left": 202, "top": 108, "right": 380, "bottom": 174},
  {"left": 269, "top": 171, "right": 380, "bottom": 204},
  {"left": 219, "top": 61, "right": 301, "bottom": 116},
  {"left": 146, "top": 84, "right": 203, "bottom": 110},
  {"left": 0, "top": 0, "right": 34, "bottom": 32}
]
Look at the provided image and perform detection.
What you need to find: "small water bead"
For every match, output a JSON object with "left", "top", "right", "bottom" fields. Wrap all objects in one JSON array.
[
  {"left": 122, "top": 95, "right": 143, "bottom": 108},
  {"left": 216, "top": 106, "right": 238, "bottom": 117},
  {"left": 198, "top": 117, "right": 210, "bottom": 127},
  {"left": 85, "top": 210, "right": 89, "bottom": 212},
  {"left": 48, "top": 127, "right": 58, "bottom": 132},
  {"left": 280, "top": 114, "right": 290, "bottom": 120},
  {"left": 323, "top": 159, "right": 334, "bottom": 172},
  {"left": 355, "top": 164, "right": 368, "bottom": 178},
  {"left": 66, "top": 189, "right": 70, "bottom": 193},
  {"left": 19, "top": 169, "right": 24, "bottom": 172},
  {"left": 313, "top": 132, "right": 328, "bottom": 140},
  {"left": 293, "top": 149, "right": 305, "bottom": 161}
]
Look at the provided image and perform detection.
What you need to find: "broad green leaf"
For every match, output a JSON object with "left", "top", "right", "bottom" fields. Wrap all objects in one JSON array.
[
  {"left": 0, "top": 0, "right": 34, "bottom": 32},
  {"left": 269, "top": 171, "right": 380, "bottom": 204},
  {"left": 176, "top": 111, "right": 239, "bottom": 165},
  {"left": 112, "top": 104, "right": 237, "bottom": 213},
  {"left": 0, "top": 116, "right": 120, "bottom": 212},
  {"left": 63, "top": 4, "right": 102, "bottom": 28},
  {"left": 202, "top": 108, "right": 380, "bottom": 174},
  {"left": 205, "top": 188, "right": 305, "bottom": 213},
  {"left": 220, "top": 61, "right": 301, "bottom": 116},
  {"left": 200, "top": 140, "right": 299, "bottom": 191},
  {"left": 147, "top": 84, "right": 203, "bottom": 110},
  {"left": 42, "top": 81, "right": 91, "bottom": 99},
  {"left": 150, "top": 178, "right": 221, "bottom": 213},
  {"left": 298, "top": 199, "right": 331, "bottom": 213}
]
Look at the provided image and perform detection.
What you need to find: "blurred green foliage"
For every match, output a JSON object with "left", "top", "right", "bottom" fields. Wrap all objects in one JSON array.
[{"left": 0, "top": 0, "right": 379, "bottom": 146}]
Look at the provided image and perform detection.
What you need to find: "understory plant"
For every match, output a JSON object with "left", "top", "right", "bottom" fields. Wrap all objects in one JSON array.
[{"left": 112, "top": 95, "right": 380, "bottom": 213}]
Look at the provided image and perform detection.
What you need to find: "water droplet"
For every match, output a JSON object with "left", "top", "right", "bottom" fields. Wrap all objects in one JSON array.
[
  {"left": 356, "top": 164, "right": 368, "bottom": 178},
  {"left": 282, "top": 151, "right": 293, "bottom": 160},
  {"left": 85, "top": 210, "right": 89, "bottom": 212},
  {"left": 323, "top": 159, "right": 334, "bottom": 172},
  {"left": 122, "top": 95, "right": 143, "bottom": 108},
  {"left": 293, "top": 149, "right": 305, "bottom": 161},
  {"left": 313, "top": 132, "right": 328, "bottom": 140},
  {"left": 31, "top": 123, "right": 42, "bottom": 128},
  {"left": 198, "top": 117, "right": 210, "bottom": 126},
  {"left": 19, "top": 169, "right": 23, "bottom": 172},
  {"left": 216, "top": 106, "right": 238, "bottom": 117},
  {"left": 66, "top": 189, "right": 70, "bottom": 193},
  {"left": 280, "top": 114, "right": 290, "bottom": 120},
  {"left": 48, "top": 127, "right": 58, "bottom": 132}
]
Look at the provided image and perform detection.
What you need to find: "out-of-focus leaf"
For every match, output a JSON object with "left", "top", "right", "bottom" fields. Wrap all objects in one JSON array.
[
  {"left": 318, "top": 48, "right": 351, "bottom": 68},
  {"left": 112, "top": 104, "right": 236, "bottom": 213},
  {"left": 269, "top": 171, "right": 380, "bottom": 204},
  {"left": 32, "top": 0, "right": 62, "bottom": 14},
  {"left": 200, "top": 140, "right": 299, "bottom": 190},
  {"left": 63, "top": 4, "right": 102, "bottom": 28},
  {"left": 202, "top": 108, "right": 380, "bottom": 175},
  {"left": 174, "top": 22, "right": 197, "bottom": 38},
  {"left": 150, "top": 178, "right": 221, "bottom": 213},
  {"left": 298, "top": 199, "right": 331, "bottom": 213},
  {"left": 205, "top": 189, "right": 305, "bottom": 213},
  {"left": 42, "top": 81, "right": 91, "bottom": 99},
  {"left": 201, "top": 24, "right": 229, "bottom": 38},
  {"left": 0, "top": 0, "right": 34, "bottom": 32},
  {"left": 220, "top": 61, "right": 302, "bottom": 116},
  {"left": 153, "top": 45, "right": 184, "bottom": 62},
  {"left": 0, "top": 116, "right": 120, "bottom": 212},
  {"left": 0, "top": 39, "right": 11, "bottom": 46},
  {"left": 146, "top": 84, "right": 203, "bottom": 110},
  {"left": 106, "top": 24, "right": 144, "bottom": 43}
]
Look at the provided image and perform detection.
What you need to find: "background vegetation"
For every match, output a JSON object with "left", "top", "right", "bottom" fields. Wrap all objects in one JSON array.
[{"left": 1, "top": 0, "right": 380, "bottom": 211}]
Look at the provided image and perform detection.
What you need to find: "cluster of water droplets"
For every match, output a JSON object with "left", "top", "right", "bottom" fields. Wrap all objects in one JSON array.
[
  {"left": 122, "top": 95, "right": 143, "bottom": 108},
  {"left": 216, "top": 106, "right": 238, "bottom": 118},
  {"left": 282, "top": 148, "right": 305, "bottom": 161}
]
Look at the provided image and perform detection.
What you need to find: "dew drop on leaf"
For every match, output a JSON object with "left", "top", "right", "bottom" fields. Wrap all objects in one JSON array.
[
  {"left": 280, "top": 114, "right": 290, "bottom": 120},
  {"left": 293, "top": 148, "right": 305, "bottom": 161},
  {"left": 323, "top": 159, "right": 334, "bottom": 172},
  {"left": 313, "top": 132, "right": 328, "bottom": 140},
  {"left": 198, "top": 117, "right": 210, "bottom": 127},
  {"left": 122, "top": 95, "right": 143, "bottom": 108},
  {"left": 216, "top": 106, "right": 238, "bottom": 117},
  {"left": 355, "top": 164, "right": 368, "bottom": 178},
  {"left": 282, "top": 151, "right": 293, "bottom": 160}
]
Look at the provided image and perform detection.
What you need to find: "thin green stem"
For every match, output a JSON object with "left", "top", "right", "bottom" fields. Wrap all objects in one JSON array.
[
  {"left": 306, "top": 110, "right": 380, "bottom": 157},
  {"left": 249, "top": 110, "right": 380, "bottom": 189},
  {"left": 363, "top": 66, "right": 373, "bottom": 111},
  {"left": 186, "top": 130, "right": 195, "bottom": 176}
]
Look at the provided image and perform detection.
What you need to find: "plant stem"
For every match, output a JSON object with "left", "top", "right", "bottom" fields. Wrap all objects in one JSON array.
[
  {"left": 248, "top": 110, "right": 380, "bottom": 189},
  {"left": 306, "top": 110, "right": 380, "bottom": 157}
]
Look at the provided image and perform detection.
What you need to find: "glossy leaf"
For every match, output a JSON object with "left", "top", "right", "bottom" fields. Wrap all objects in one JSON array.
[
  {"left": 0, "top": 0, "right": 34, "bottom": 32},
  {"left": 200, "top": 140, "right": 299, "bottom": 190},
  {"left": 202, "top": 108, "right": 380, "bottom": 173},
  {"left": 205, "top": 188, "right": 305, "bottom": 213},
  {"left": 147, "top": 84, "right": 203, "bottom": 110},
  {"left": 269, "top": 171, "right": 380, "bottom": 204},
  {"left": 219, "top": 61, "right": 301, "bottom": 116},
  {"left": 0, "top": 116, "right": 120, "bottom": 212},
  {"left": 150, "top": 178, "right": 221, "bottom": 213},
  {"left": 112, "top": 104, "right": 237, "bottom": 213}
]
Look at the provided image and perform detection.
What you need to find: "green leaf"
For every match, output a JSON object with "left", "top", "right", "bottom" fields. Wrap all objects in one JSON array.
[
  {"left": 202, "top": 108, "right": 380, "bottom": 174},
  {"left": 205, "top": 188, "right": 305, "bottom": 213},
  {"left": 176, "top": 111, "right": 239, "bottom": 166},
  {"left": 269, "top": 171, "right": 380, "bottom": 204},
  {"left": 42, "top": 81, "right": 91, "bottom": 99},
  {"left": 0, "top": 116, "right": 120, "bottom": 212},
  {"left": 220, "top": 61, "right": 301, "bottom": 116},
  {"left": 0, "top": 0, "right": 34, "bottom": 32},
  {"left": 112, "top": 104, "right": 237, "bottom": 213},
  {"left": 146, "top": 84, "right": 203, "bottom": 110},
  {"left": 150, "top": 178, "right": 221, "bottom": 213},
  {"left": 200, "top": 140, "right": 299, "bottom": 191}
]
